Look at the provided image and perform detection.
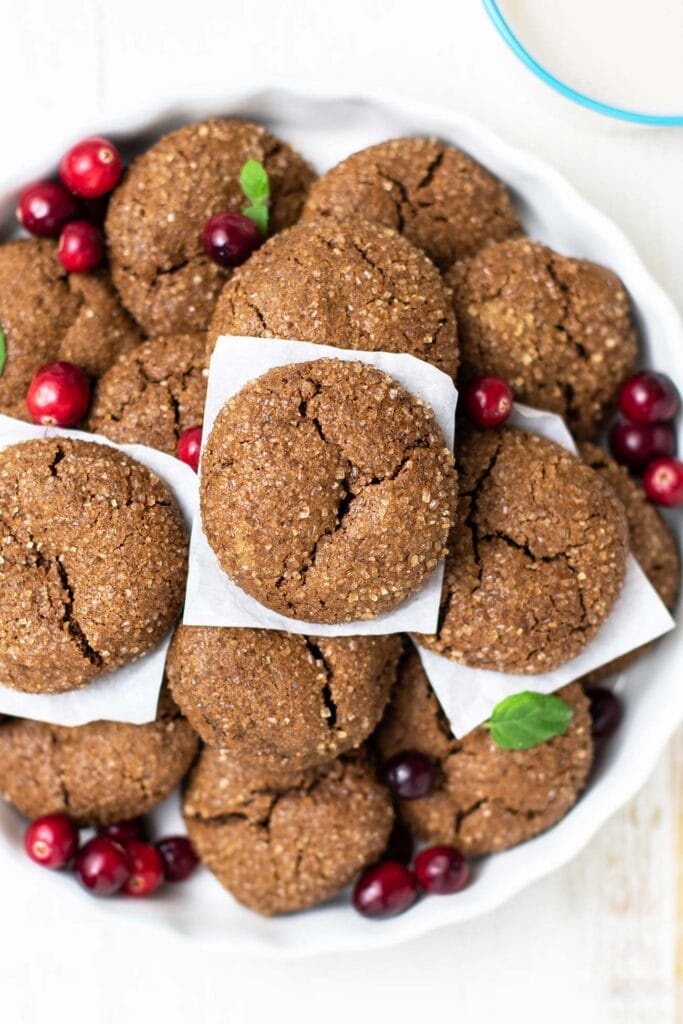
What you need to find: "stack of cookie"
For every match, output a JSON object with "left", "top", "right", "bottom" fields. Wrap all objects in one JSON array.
[{"left": 0, "top": 119, "right": 678, "bottom": 918}]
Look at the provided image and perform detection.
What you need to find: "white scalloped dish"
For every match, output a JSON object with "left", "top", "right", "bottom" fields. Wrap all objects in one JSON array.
[{"left": 0, "top": 89, "right": 681, "bottom": 956}]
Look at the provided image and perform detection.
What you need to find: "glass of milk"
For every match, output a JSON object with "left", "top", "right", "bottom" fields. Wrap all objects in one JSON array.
[{"left": 484, "top": 0, "right": 683, "bottom": 125}]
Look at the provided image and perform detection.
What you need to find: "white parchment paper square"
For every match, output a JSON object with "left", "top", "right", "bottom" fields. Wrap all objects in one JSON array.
[
  {"left": 416, "top": 403, "right": 675, "bottom": 737},
  {"left": 0, "top": 415, "right": 198, "bottom": 726},
  {"left": 184, "top": 337, "right": 458, "bottom": 636}
]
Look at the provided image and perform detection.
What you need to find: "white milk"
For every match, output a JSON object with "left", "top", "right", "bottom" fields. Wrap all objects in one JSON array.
[{"left": 499, "top": 0, "right": 683, "bottom": 116}]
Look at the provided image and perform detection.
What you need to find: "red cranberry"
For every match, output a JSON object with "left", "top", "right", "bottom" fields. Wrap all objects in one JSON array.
[
  {"left": 59, "top": 136, "right": 122, "bottom": 198},
  {"left": 75, "top": 837, "right": 130, "bottom": 896},
  {"left": 384, "top": 750, "right": 434, "bottom": 800},
  {"left": 155, "top": 835, "right": 199, "bottom": 882},
  {"left": 383, "top": 820, "right": 414, "bottom": 865},
  {"left": 353, "top": 860, "right": 417, "bottom": 919},
  {"left": 201, "top": 212, "right": 261, "bottom": 267},
  {"left": 58, "top": 220, "right": 104, "bottom": 274},
  {"left": 414, "top": 845, "right": 469, "bottom": 895},
  {"left": 26, "top": 361, "right": 91, "bottom": 426},
  {"left": 608, "top": 419, "right": 675, "bottom": 470},
  {"left": 643, "top": 457, "right": 683, "bottom": 507},
  {"left": 177, "top": 425, "right": 203, "bottom": 472},
  {"left": 618, "top": 371, "right": 680, "bottom": 425},
  {"left": 121, "top": 841, "right": 165, "bottom": 897},
  {"left": 585, "top": 686, "right": 624, "bottom": 740},
  {"left": 97, "top": 817, "right": 146, "bottom": 844},
  {"left": 24, "top": 814, "right": 79, "bottom": 869},
  {"left": 464, "top": 376, "right": 514, "bottom": 429},
  {"left": 17, "top": 181, "right": 78, "bottom": 237}
]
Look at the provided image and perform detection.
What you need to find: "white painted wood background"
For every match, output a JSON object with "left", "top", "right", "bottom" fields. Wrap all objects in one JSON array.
[{"left": 1, "top": 1, "right": 682, "bottom": 1021}]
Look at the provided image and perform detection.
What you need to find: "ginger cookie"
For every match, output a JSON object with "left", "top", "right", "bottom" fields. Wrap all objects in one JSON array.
[
  {"left": 579, "top": 442, "right": 680, "bottom": 685},
  {"left": 302, "top": 137, "right": 522, "bottom": 270},
  {"left": 376, "top": 648, "right": 592, "bottom": 856},
  {"left": 105, "top": 119, "right": 315, "bottom": 335},
  {"left": 416, "top": 427, "right": 628, "bottom": 673},
  {"left": 183, "top": 747, "right": 393, "bottom": 915},
  {"left": 0, "top": 239, "right": 142, "bottom": 420},
  {"left": 87, "top": 333, "right": 207, "bottom": 454},
  {"left": 447, "top": 238, "right": 637, "bottom": 438},
  {"left": 0, "top": 438, "right": 188, "bottom": 693},
  {"left": 166, "top": 625, "right": 402, "bottom": 770},
  {"left": 207, "top": 217, "right": 459, "bottom": 379},
  {"left": 199, "top": 358, "right": 457, "bottom": 624},
  {"left": 0, "top": 687, "right": 198, "bottom": 825}
]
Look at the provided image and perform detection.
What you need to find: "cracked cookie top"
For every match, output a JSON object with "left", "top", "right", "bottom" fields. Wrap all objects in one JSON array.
[
  {"left": 0, "top": 686, "right": 198, "bottom": 824},
  {"left": 105, "top": 119, "right": 315, "bottom": 336},
  {"left": 199, "top": 358, "right": 458, "bottom": 624},
  {"left": 302, "top": 137, "right": 522, "bottom": 270},
  {"left": 166, "top": 625, "right": 402, "bottom": 771},
  {"left": 87, "top": 333, "right": 208, "bottom": 454},
  {"left": 0, "top": 239, "right": 142, "bottom": 421},
  {"left": 416, "top": 427, "right": 629, "bottom": 673},
  {"left": 375, "top": 648, "right": 592, "bottom": 856},
  {"left": 183, "top": 747, "right": 393, "bottom": 915},
  {"left": 446, "top": 238, "right": 638, "bottom": 439},
  {"left": 207, "top": 216, "right": 459, "bottom": 380},
  {"left": 0, "top": 438, "right": 188, "bottom": 693}
]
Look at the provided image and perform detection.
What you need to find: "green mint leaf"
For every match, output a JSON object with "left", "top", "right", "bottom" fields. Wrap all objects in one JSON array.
[
  {"left": 486, "top": 691, "right": 573, "bottom": 750},
  {"left": 0, "top": 328, "right": 6, "bottom": 377},
  {"left": 240, "top": 159, "right": 270, "bottom": 206},
  {"left": 243, "top": 203, "right": 269, "bottom": 238}
]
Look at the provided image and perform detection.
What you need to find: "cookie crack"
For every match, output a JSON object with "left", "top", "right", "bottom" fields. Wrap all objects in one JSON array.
[
  {"left": 376, "top": 170, "right": 408, "bottom": 233},
  {"left": 436, "top": 439, "right": 503, "bottom": 631},
  {"left": 48, "top": 445, "right": 65, "bottom": 477},
  {"left": 546, "top": 257, "right": 589, "bottom": 362},
  {"left": 244, "top": 294, "right": 274, "bottom": 335},
  {"left": 454, "top": 798, "right": 486, "bottom": 833},
  {"left": 350, "top": 241, "right": 386, "bottom": 277},
  {"left": 53, "top": 557, "right": 103, "bottom": 668},
  {"left": 303, "top": 637, "right": 338, "bottom": 729},
  {"left": 416, "top": 149, "right": 445, "bottom": 191}
]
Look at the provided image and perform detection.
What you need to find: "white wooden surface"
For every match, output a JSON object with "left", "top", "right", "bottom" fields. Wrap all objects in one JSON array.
[{"left": 2, "top": 2, "right": 683, "bottom": 1021}]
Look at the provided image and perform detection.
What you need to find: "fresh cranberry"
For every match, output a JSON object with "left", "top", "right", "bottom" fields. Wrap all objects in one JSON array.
[
  {"left": 177, "top": 425, "right": 203, "bottom": 472},
  {"left": 201, "top": 212, "right": 261, "bottom": 267},
  {"left": 17, "top": 181, "right": 78, "bottom": 238},
  {"left": 155, "top": 835, "right": 199, "bottom": 882},
  {"left": 75, "top": 837, "right": 130, "bottom": 896},
  {"left": 97, "top": 817, "right": 146, "bottom": 844},
  {"left": 643, "top": 457, "right": 683, "bottom": 507},
  {"left": 383, "top": 820, "right": 414, "bottom": 865},
  {"left": 463, "top": 376, "right": 514, "bottom": 429},
  {"left": 59, "top": 136, "right": 122, "bottom": 198},
  {"left": 57, "top": 220, "right": 104, "bottom": 274},
  {"left": 585, "top": 686, "right": 624, "bottom": 740},
  {"left": 121, "top": 841, "right": 165, "bottom": 897},
  {"left": 26, "top": 361, "right": 91, "bottom": 426},
  {"left": 414, "top": 845, "right": 469, "bottom": 895},
  {"left": 384, "top": 750, "right": 434, "bottom": 800},
  {"left": 24, "top": 814, "right": 79, "bottom": 869},
  {"left": 618, "top": 371, "right": 680, "bottom": 425},
  {"left": 608, "top": 419, "right": 675, "bottom": 470},
  {"left": 353, "top": 860, "right": 417, "bottom": 919}
]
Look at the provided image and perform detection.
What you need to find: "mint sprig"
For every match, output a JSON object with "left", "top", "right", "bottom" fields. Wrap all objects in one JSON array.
[
  {"left": 240, "top": 159, "right": 270, "bottom": 237},
  {"left": 0, "top": 328, "right": 6, "bottom": 377},
  {"left": 484, "top": 691, "right": 573, "bottom": 750}
]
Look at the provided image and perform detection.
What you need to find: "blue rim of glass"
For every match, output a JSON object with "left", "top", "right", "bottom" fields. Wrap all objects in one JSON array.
[{"left": 483, "top": 0, "right": 683, "bottom": 126}]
